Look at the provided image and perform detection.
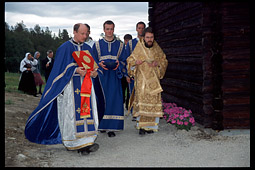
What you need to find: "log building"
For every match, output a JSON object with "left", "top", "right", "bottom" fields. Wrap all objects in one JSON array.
[{"left": 148, "top": 2, "right": 250, "bottom": 129}]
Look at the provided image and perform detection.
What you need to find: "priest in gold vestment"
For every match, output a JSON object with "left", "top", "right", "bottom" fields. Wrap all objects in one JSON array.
[{"left": 126, "top": 27, "right": 168, "bottom": 135}]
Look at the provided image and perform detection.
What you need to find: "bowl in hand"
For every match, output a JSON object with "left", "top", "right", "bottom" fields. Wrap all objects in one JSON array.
[{"left": 103, "top": 61, "right": 118, "bottom": 70}]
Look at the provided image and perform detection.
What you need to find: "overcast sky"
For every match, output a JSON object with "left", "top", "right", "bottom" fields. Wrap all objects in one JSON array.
[{"left": 5, "top": 2, "right": 149, "bottom": 41}]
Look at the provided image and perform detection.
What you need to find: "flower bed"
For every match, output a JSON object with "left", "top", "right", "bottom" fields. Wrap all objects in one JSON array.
[{"left": 162, "top": 102, "right": 195, "bottom": 131}]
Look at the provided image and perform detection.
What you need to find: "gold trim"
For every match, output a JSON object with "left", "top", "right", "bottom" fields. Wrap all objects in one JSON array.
[
  {"left": 43, "top": 62, "right": 77, "bottom": 98},
  {"left": 117, "top": 42, "right": 124, "bottom": 59},
  {"left": 137, "top": 102, "right": 162, "bottom": 107},
  {"left": 102, "top": 115, "right": 124, "bottom": 120},
  {"left": 87, "top": 120, "right": 94, "bottom": 125},
  {"left": 76, "top": 120, "right": 84, "bottom": 126},
  {"left": 138, "top": 122, "right": 158, "bottom": 127},
  {"left": 95, "top": 41, "right": 101, "bottom": 60},
  {"left": 76, "top": 131, "right": 98, "bottom": 138},
  {"left": 99, "top": 55, "right": 117, "bottom": 61},
  {"left": 80, "top": 93, "right": 91, "bottom": 97},
  {"left": 27, "top": 63, "right": 78, "bottom": 123},
  {"left": 65, "top": 142, "right": 94, "bottom": 150},
  {"left": 136, "top": 126, "right": 158, "bottom": 132},
  {"left": 80, "top": 114, "right": 91, "bottom": 119}
]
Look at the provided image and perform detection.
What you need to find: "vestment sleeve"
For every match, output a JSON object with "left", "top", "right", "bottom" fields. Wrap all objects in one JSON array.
[
  {"left": 157, "top": 49, "right": 168, "bottom": 79},
  {"left": 126, "top": 55, "right": 136, "bottom": 77}
]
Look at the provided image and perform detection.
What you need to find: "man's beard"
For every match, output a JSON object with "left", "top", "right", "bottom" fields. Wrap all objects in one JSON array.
[{"left": 144, "top": 40, "right": 153, "bottom": 48}]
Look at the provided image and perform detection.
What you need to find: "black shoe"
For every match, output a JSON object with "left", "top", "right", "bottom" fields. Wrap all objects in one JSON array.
[
  {"left": 77, "top": 147, "right": 90, "bottom": 155},
  {"left": 77, "top": 143, "right": 99, "bottom": 155},
  {"left": 107, "top": 131, "right": 116, "bottom": 137},
  {"left": 132, "top": 117, "right": 136, "bottom": 121},
  {"left": 87, "top": 143, "right": 99, "bottom": 152},
  {"left": 100, "top": 130, "right": 106, "bottom": 133},
  {"left": 139, "top": 129, "right": 146, "bottom": 135},
  {"left": 145, "top": 130, "right": 154, "bottom": 134},
  {"left": 33, "top": 94, "right": 38, "bottom": 97}
]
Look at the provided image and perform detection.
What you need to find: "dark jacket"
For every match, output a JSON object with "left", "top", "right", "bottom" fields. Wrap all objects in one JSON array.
[{"left": 41, "top": 57, "right": 54, "bottom": 82}]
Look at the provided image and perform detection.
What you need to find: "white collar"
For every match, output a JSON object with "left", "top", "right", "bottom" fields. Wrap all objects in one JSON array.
[{"left": 47, "top": 56, "right": 52, "bottom": 61}]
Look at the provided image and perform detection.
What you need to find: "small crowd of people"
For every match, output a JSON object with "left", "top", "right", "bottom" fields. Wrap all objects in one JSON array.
[
  {"left": 24, "top": 20, "right": 168, "bottom": 156},
  {"left": 18, "top": 50, "right": 54, "bottom": 96}
]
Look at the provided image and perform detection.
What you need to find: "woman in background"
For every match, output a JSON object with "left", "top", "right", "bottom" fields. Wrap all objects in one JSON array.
[
  {"left": 18, "top": 52, "right": 38, "bottom": 97},
  {"left": 32, "top": 51, "right": 44, "bottom": 95}
]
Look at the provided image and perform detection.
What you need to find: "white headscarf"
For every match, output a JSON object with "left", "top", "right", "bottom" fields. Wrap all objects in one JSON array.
[{"left": 25, "top": 52, "right": 31, "bottom": 59}]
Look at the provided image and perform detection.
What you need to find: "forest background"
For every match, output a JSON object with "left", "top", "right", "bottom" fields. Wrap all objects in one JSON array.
[
  {"left": 5, "top": 21, "right": 71, "bottom": 74},
  {"left": 5, "top": 21, "right": 122, "bottom": 74}
]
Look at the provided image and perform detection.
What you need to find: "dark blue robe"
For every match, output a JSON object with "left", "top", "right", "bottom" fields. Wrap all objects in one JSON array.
[{"left": 92, "top": 38, "right": 126, "bottom": 131}]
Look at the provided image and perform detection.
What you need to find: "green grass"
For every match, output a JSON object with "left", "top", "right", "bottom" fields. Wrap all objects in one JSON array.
[{"left": 5, "top": 72, "right": 46, "bottom": 93}]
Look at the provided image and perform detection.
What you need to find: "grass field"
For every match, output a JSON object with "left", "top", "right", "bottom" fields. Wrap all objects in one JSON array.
[{"left": 5, "top": 72, "right": 46, "bottom": 93}]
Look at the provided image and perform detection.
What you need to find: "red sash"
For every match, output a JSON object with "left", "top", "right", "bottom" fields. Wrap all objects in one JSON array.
[{"left": 72, "top": 51, "right": 98, "bottom": 118}]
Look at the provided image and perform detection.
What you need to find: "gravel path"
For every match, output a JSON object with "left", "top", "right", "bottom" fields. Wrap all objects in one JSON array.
[
  {"left": 45, "top": 111, "right": 250, "bottom": 167},
  {"left": 5, "top": 92, "right": 250, "bottom": 167}
]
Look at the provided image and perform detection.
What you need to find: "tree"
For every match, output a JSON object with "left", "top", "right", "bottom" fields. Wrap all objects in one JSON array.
[
  {"left": 60, "top": 29, "right": 70, "bottom": 41},
  {"left": 5, "top": 21, "right": 71, "bottom": 73}
]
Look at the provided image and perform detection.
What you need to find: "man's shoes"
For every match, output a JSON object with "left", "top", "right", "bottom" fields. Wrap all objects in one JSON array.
[
  {"left": 139, "top": 129, "right": 154, "bottom": 135},
  {"left": 77, "top": 143, "right": 99, "bottom": 155},
  {"left": 146, "top": 130, "right": 154, "bottom": 134},
  {"left": 100, "top": 130, "right": 106, "bottom": 133},
  {"left": 107, "top": 131, "right": 116, "bottom": 137},
  {"left": 139, "top": 129, "right": 146, "bottom": 135}
]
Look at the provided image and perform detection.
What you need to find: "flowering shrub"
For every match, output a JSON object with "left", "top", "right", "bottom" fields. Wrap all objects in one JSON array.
[{"left": 162, "top": 102, "right": 195, "bottom": 131}]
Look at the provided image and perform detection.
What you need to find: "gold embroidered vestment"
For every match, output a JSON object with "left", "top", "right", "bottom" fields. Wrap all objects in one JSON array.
[{"left": 127, "top": 39, "right": 168, "bottom": 123}]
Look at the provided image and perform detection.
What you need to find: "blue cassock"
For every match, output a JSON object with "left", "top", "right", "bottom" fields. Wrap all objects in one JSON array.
[
  {"left": 25, "top": 40, "right": 105, "bottom": 145},
  {"left": 92, "top": 38, "right": 126, "bottom": 131},
  {"left": 125, "top": 38, "right": 139, "bottom": 97}
]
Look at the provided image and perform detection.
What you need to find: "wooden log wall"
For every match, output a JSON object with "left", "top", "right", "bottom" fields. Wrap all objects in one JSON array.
[
  {"left": 149, "top": 2, "right": 205, "bottom": 125},
  {"left": 149, "top": 2, "right": 250, "bottom": 129},
  {"left": 220, "top": 2, "right": 250, "bottom": 129}
]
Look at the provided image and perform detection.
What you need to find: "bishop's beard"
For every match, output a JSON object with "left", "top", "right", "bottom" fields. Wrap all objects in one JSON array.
[{"left": 144, "top": 40, "right": 153, "bottom": 48}]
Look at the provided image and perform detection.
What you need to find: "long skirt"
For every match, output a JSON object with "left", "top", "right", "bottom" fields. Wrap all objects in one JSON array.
[
  {"left": 33, "top": 73, "right": 44, "bottom": 86},
  {"left": 18, "top": 70, "right": 37, "bottom": 95}
]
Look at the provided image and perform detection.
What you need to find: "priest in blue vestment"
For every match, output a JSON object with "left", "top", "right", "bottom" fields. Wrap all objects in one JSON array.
[
  {"left": 92, "top": 20, "right": 127, "bottom": 137},
  {"left": 25, "top": 23, "right": 105, "bottom": 155}
]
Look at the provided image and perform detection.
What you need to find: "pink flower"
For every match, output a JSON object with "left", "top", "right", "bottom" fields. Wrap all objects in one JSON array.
[
  {"left": 184, "top": 113, "right": 189, "bottom": 118},
  {"left": 184, "top": 122, "right": 188, "bottom": 126},
  {"left": 177, "top": 120, "right": 181, "bottom": 125},
  {"left": 189, "top": 117, "right": 195, "bottom": 124}
]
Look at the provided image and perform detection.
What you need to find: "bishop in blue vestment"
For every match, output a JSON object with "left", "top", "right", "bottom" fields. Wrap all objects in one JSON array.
[{"left": 25, "top": 23, "right": 105, "bottom": 155}]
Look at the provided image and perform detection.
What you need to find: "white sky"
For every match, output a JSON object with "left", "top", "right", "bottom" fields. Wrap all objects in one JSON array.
[{"left": 5, "top": 2, "right": 149, "bottom": 41}]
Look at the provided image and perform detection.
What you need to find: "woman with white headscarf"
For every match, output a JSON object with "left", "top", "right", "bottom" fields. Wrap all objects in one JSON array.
[
  {"left": 18, "top": 52, "right": 38, "bottom": 97},
  {"left": 32, "top": 51, "right": 44, "bottom": 95}
]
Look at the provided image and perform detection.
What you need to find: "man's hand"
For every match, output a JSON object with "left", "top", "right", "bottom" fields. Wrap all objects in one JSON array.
[
  {"left": 113, "top": 60, "right": 119, "bottom": 70},
  {"left": 148, "top": 61, "right": 158, "bottom": 67},
  {"left": 76, "top": 67, "right": 87, "bottom": 77},
  {"left": 99, "top": 61, "right": 108, "bottom": 70},
  {"left": 126, "top": 76, "right": 131, "bottom": 83},
  {"left": 135, "top": 60, "right": 143, "bottom": 65},
  {"left": 90, "top": 69, "right": 98, "bottom": 78}
]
